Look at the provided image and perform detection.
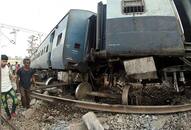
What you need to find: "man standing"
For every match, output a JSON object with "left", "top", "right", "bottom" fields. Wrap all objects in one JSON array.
[
  {"left": 15, "top": 62, "right": 20, "bottom": 74},
  {"left": 16, "top": 58, "right": 36, "bottom": 109},
  {"left": 1, "top": 55, "right": 18, "bottom": 120},
  {"left": 11, "top": 64, "right": 16, "bottom": 75}
]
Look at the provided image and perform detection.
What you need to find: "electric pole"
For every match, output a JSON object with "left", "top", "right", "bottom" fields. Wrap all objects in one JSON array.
[
  {"left": 0, "top": 23, "right": 44, "bottom": 45},
  {"left": 0, "top": 23, "right": 45, "bottom": 56}
]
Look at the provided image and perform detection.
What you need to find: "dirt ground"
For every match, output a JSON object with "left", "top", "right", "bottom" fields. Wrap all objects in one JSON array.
[
  {"left": 1, "top": 82, "right": 191, "bottom": 130},
  {"left": 1, "top": 96, "right": 191, "bottom": 130}
]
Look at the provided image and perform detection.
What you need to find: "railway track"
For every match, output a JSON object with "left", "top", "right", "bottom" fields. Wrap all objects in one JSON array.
[
  {"left": 31, "top": 91, "right": 191, "bottom": 114},
  {"left": 0, "top": 115, "right": 19, "bottom": 130}
]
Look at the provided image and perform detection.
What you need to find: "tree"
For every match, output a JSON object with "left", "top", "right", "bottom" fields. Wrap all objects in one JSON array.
[{"left": 26, "top": 35, "right": 39, "bottom": 56}]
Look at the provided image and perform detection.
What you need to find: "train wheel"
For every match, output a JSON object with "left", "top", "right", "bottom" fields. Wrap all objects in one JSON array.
[
  {"left": 75, "top": 82, "right": 92, "bottom": 99},
  {"left": 122, "top": 85, "right": 130, "bottom": 105}
]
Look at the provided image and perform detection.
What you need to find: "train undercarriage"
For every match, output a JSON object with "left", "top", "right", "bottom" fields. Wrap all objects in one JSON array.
[{"left": 34, "top": 56, "right": 191, "bottom": 107}]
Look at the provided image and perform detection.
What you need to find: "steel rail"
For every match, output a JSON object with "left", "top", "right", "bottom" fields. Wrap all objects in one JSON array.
[
  {"left": 31, "top": 92, "right": 191, "bottom": 114},
  {"left": 0, "top": 115, "right": 19, "bottom": 130},
  {"left": 35, "top": 81, "right": 46, "bottom": 86},
  {"left": 31, "top": 83, "right": 67, "bottom": 91}
]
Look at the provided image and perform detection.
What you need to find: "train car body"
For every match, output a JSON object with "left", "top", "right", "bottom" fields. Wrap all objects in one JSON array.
[
  {"left": 50, "top": 10, "right": 94, "bottom": 70},
  {"left": 105, "top": 0, "right": 185, "bottom": 56},
  {"left": 31, "top": 9, "right": 95, "bottom": 70},
  {"left": 36, "top": 38, "right": 50, "bottom": 69},
  {"left": 31, "top": 30, "right": 56, "bottom": 69}
]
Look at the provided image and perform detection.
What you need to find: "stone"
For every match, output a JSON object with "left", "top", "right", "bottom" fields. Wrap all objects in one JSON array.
[
  {"left": 103, "top": 123, "right": 110, "bottom": 130},
  {"left": 152, "top": 116, "right": 158, "bottom": 120},
  {"left": 117, "top": 116, "right": 123, "bottom": 123},
  {"left": 73, "top": 113, "right": 78, "bottom": 118},
  {"left": 43, "top": 91, "right": 49, "bottom": 95},
  {"left": 21, "top": 108, "right": 35, "bottom": 119},
  {"left": 42, "top": 114, "right": 48, "bottom": 120},
  {"left": 36, "top": 100, "right": 43, "bottom": 105},
  {"left": 68, "top": 122, "right": 88, "bottom": 130},
  {"left": 48, "top": 116, "right": 54, "bottom": 120},
  {"left": 82, "top": 112, "right": 104, "bottom": 130},
  {"left": 30, "top": 99, "right": 36, "bottom": 106},
  {"left": 152, "top": 117, "right": 169, "bottom": 130},
  {"left": 56, "top": 111, "right": 60, "bottom": 115}
]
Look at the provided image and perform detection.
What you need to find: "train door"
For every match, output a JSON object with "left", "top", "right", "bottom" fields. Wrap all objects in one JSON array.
[{"left": 174, "top": 0, "right": 191, "bottom": 42}]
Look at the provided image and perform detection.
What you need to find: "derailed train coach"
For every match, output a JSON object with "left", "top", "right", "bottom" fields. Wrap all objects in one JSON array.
[
  {"left": 31, "top": 0, "right": 191, "bottom": 105},
  {"left": 31, "top": 10, "right": 95, "bottom": 70}
]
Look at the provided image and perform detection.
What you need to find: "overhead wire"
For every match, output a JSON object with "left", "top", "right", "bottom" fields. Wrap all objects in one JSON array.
[{"left": 0, "top": 31, "right": 16, "bottom": 44}]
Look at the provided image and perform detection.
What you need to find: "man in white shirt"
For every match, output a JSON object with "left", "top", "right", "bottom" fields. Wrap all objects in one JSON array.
[{"left": 1, "top": 54, "right": 18, "bottom": 120}]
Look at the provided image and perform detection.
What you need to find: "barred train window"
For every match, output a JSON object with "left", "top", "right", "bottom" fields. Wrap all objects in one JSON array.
[
  {"left": 122, "top": 0, "right": 145, "bottom": 14},
  {"left": 56, "top": 33, "right": 62, "bottom": 46},
  {"left": 46, "top": 45, "right": 49, "bottom": 52},
  {"left": 50, "top": 31, "right": 55, "bottom": 43}
]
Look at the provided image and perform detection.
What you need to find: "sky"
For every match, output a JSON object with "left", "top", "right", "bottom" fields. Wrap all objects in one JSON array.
[{"left": 0, "top": 0, "right": 106, "bottom": 58}]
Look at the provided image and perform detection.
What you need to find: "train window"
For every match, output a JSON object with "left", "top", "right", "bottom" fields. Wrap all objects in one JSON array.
[
  {"left": 50, "top": 31, "right": 55, "bottom": 43},
  {"left": 122, "top": 0, "right": 145, "bottom": 14},
  {"left": 74, "top": 43, "right": 80, "bottom": 49},
  {"left": 46, "top": 45, "right": 49, "bottom": 52},
  {"left": 44, "top": 47, "right": 46, "bottom": 53},
  {"left": 56, "top": 33, "right": 62, "bottom": 46}
]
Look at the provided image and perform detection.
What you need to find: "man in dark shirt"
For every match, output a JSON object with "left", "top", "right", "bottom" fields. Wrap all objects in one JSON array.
[{"left": 16, "top": 58, "right": 36, "bottom": 108}]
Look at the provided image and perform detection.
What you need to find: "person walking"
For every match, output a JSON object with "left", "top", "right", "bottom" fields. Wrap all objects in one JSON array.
[
  {"left": 16, "top": 58, "right": 36, "bottom": 109},
  {"left": 1, "top": 54, "right": 18, "bottom": 120}
]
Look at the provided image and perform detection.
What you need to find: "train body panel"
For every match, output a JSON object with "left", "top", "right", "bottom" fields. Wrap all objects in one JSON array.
[
  {"left": 31, "top": 10, "right": 94, "bottom": 70},
  {"left": 31, "top": 36, "right": 51, "bottom": 69},
  {"left": 50, "top": 10, "right": 95, "bottom": 70},
  {"left": 105, "top": 0, "right": 185, "bottom": 56},
  {"left": 50, "top": 14, "right": 69, "bottom": 70},
  {"left": 107, "top": 0, "right": 180, "bottom": 19},
  {"left": 30, "top": 55, "right": 36, "bottom": 68}
]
